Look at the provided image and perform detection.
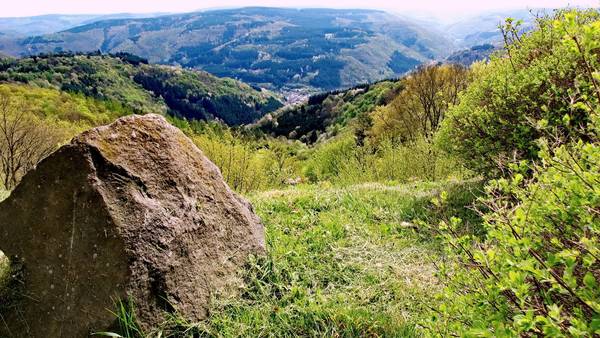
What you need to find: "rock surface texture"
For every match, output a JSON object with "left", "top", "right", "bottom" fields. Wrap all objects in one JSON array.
[{"left": 0, "top": 114, "right": 265, "bottom": 337}]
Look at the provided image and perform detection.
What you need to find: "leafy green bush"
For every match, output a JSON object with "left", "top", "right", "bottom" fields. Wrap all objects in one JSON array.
[
  {"left": 303, "top": 135, "right": 358, "bottom": 183},
  {"left": 304, "top": 134, "right": 468, "bottom": 185},
  {"left": 438, "top": 10, "right": 600, "bottom": 176},
  {"left": 189, "top": 122, "right": 306, "bottom": 193},
  {"left": 429, "top": 136, "right": 600, "bottom": 337},
  {"left": 428, "top": 10, "right": 600, "bottom": 337}
]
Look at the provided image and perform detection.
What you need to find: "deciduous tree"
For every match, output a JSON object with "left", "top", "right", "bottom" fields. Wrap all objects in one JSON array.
[
  {"left": 0, "top": 92, "right": 64, "bottom": 189},
  {"left": 369, "top": 64, "right": 469, "bottom": 144}
]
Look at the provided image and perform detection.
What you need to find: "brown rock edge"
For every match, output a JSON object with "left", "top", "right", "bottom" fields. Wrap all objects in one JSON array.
[{"left": 0, "top": 114, "right": 265, "bottom": 337}]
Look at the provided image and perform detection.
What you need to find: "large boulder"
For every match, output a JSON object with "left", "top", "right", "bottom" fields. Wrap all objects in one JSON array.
[{"left": 0, "top": 114, "right": 265, "bottom": 337}]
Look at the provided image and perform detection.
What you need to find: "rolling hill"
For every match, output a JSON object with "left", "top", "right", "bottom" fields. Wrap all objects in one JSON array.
[
  {"left": 255, "top": 79, "right": 402, "bottom": 142},
  {"left": 2, "top": 8, "right": 453, "bottom": 92},
  {"left": 444, "top": 9, "right": 539, "bottom": 47},
  {"left": 0, "top": 13, "right": 166, "bottom": 37},
  {"left": 0, "top": 52, "right": 282, "bottom": 125}
]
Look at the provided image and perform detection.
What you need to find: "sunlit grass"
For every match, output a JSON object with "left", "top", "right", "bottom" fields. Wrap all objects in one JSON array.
[{"left": 91, "top": 180, "right": 481, "bottom": 337}]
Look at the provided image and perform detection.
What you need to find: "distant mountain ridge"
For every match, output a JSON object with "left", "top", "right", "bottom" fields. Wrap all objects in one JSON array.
[
  {"left": 0, "top": 7, "right": 453, "bottom": 92},
  {"left": 0, "top": 7, "right": 555, "bottom": 95},
  {"left": 0, "top": 13, "right": 167, "bottom": 37},
  {"left": 443, "top": 9, "right": 543, "bottom": 47}
]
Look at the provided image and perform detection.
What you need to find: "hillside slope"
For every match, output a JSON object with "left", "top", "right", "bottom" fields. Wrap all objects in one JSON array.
[
  {"left": 445, "top": 44, "right": 497, "bottom": 66},
  {"left": 256, "top": 79, "right": 402, "bottom": 142},
  {"left": 0, "top": 82, "right": 129, "bottom": 127},
  {"left": 0, "top": 53, "right": 282, "bottom": 125},
  {"left": 4, "top": 8, "right": 453, "bottom": 92}
]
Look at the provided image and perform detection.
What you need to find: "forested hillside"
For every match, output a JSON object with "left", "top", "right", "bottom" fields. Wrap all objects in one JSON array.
[
  {"left": 1, "top": 8, "right": 452, "bottom": 92},
  {"left": 0, "top": 52, "right": 282, "bottom": 125},
  {"left": 257, "top": 62, "right": 470, "bottom": 144},
  {"left": 255, "top": 80, "right": 403, "bottom": 142},
  {"left": 444, "top": 43, "right": 497, "bottom": 66}
]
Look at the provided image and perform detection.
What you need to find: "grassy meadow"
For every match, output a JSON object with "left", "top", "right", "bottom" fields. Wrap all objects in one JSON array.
[{"left": 108, "top": 180, "right": 482, "bottom": 337}]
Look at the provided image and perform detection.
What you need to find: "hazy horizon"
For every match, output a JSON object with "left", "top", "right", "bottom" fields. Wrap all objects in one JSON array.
[{"left": 2, "top": 0, "right": 598, "bottom": 20}]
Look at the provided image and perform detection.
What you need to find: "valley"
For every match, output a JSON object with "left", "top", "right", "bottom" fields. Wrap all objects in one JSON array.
[
  {"left": 0, "top": 7, "right": 510, "bottom": 95},
  {"left": 0, "top": 5, "right": 598, "bottom": 338}
]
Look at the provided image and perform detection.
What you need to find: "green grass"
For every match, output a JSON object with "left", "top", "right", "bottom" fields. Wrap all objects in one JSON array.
[
  {"left": 196, "top": 183, "right": 438, "bottom": 336},
  {"left": 123, "top": 180, "right": 481, "bottom": 337}
]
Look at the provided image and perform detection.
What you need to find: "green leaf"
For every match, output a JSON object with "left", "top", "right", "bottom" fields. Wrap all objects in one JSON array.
[
  {"left": 584, "top": 272, "right": 598, "bottom": 289},
  {"left": 548, "top": 304, "right": 561, "bottom": 321},
  {"left": 591, "top": 318, "right": 600, "bottom": 333}
]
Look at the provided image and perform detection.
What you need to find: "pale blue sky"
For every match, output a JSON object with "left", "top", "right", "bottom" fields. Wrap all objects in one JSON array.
[{"left": 2, "top": 0, "right": 598, "bottom": 18}]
